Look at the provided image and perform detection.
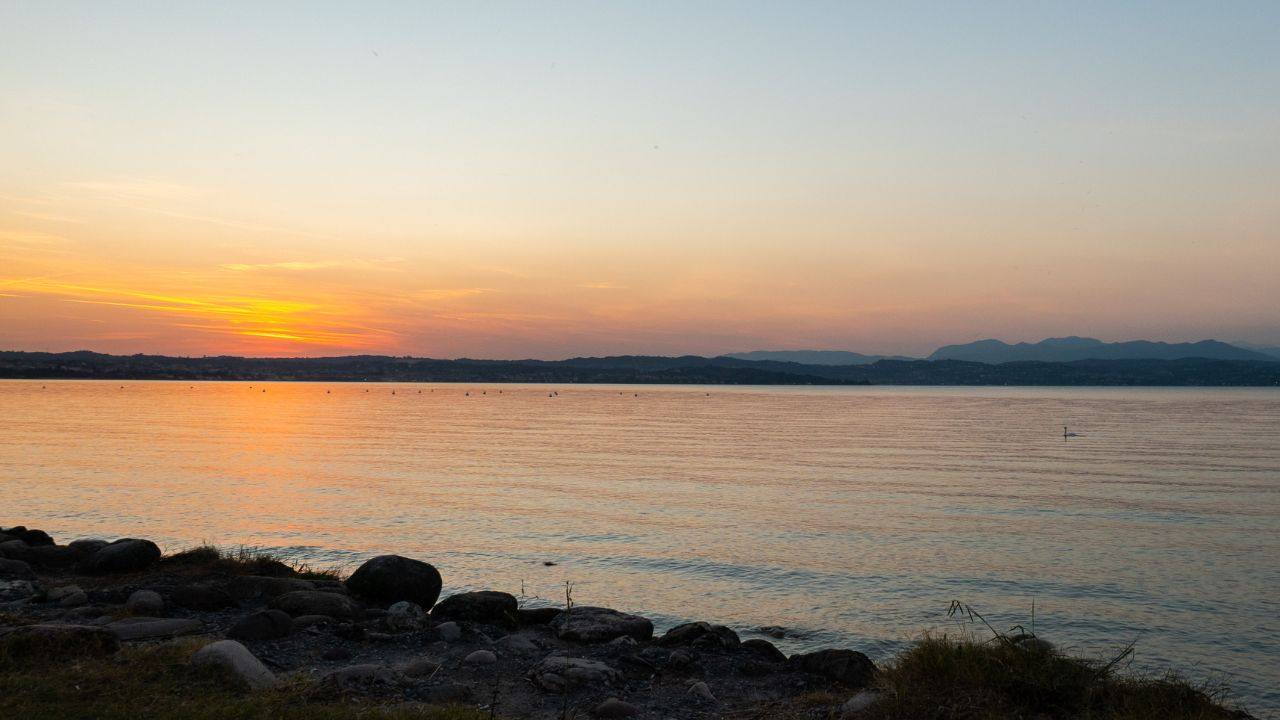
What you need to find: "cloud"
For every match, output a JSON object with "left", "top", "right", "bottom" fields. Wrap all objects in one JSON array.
[
  {"left": 579, "top": 281, "right": 627, "bottom": 290},
  {"left": 219, "top": 257, "right": 406, "bottom": 273}
]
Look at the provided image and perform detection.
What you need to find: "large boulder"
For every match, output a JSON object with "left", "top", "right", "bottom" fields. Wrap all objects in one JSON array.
[
  {"left": 81, "top": 538, "right": 161, "bottom": 575},
  {"left": 550, "top": 607, "right": 653, "bottom": 643},
  {"left": 345, "top": 555, "right": 441, "bottom": 609},
  {"left": 658, "top": 621, "right": 740, "bottom": 650},
  {"left": 68, "top": 539, "right": 110, "bottom": 556},
  {"left": 0, "top": 623, "right": 120, "bottom": 661},
  {"left": 271, "top": 590, "right": 362, "bottom": 619},
  {"left": 431, "top": 590, "right": 518, "bottom": 626},
  {"left": 529, "top": 656, "right": 622, "bottom": 692},
  {"left": 787, "top": 648, "right": 877, "bottom": 688},
  {"left": 741, "top": 638, "right": 788, "bottom": 663},
  {"left": 192, "top": 640, "right": 277, "bottom": 690},
  {"left": 11, "top": 528, "right": 55, "bottom": 546},
  {"left": 22, "top": 545, "right": 82, "bottom": 568}
]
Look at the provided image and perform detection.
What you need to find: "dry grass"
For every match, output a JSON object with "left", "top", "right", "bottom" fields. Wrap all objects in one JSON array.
[
  {"left": 0, "top": 640, "right": 483, "bottom": 720},
  {"left": 161, "top": 545, "right": 343, "bottom": 581}
]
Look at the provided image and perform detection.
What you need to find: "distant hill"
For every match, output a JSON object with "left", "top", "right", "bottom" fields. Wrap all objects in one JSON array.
[
  {"left": 723, "top": 350, "right": 913, "bottom": 365},
  {"left": 1232, "top": 341, "right": 1280, "bottom": 360},
  {"left": 2, "top": 350, "right": 1279, "bottom": 386},
  {"left": 927, "top": 337, "right": 1275, "bottom": 363}
]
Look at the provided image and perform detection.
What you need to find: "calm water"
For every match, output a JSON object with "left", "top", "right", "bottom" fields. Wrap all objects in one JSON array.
[{"left": 3, "top": 381, "right": 1278, "bottom": 713}]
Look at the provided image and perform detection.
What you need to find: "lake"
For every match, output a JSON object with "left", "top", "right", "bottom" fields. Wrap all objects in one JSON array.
[{"left": 3, "top": 381, "right": 1277, "bottom": 713}]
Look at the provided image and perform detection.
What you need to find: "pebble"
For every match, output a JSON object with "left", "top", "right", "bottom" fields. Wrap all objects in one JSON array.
[{"left": 689, "top": 681, "right": 718, "bottom": 704}]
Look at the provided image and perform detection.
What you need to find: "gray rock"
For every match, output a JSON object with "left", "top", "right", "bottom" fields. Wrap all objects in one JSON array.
[
  {"left": 108, "top": 616, "right": 204, "bottom": 641},
  {"left": 292, "top": 614, "right": 334, "bottom": 629},
  {"left": 787, "top": 648, "right": 877, "bottom": 688},
  {"left": 494, "top": 633, "right": 541, "bottom": 655},
  {"left": 741, "top": 638, "right": 787, "bottom": 663},
  {"left": 192, "top": 639, "right": 277, "bottom": 690},
  {"left": 550, "top": 607, "right": 653, "bottom": 643},
  {"left": 688, "top": 681, "right": 717, "bottom": 704},
  {"left": 842, "top": 690, "right": 878, "bottom": 714},
  {"left": 385, "top": 601, "right": 427, "bottom": 631},
  {"left": 344, "top": 555, "right": 442, "bottom": 609},
  {"left": 434, "top": 621, "right": 462, "bottom": 642},
  {"left": 0, "top": 558, "right": 35, "bottom": 580},
  {"left": 228, "top": 609, "right": 293, "bottom": 641},
  {"left": 518, "top": 607, "right": 561, "bottom": 625},
  {"left": 0, "top": 623, "right": 120, "bottom": 660},
  {"left": 1013, "top": 635, "right": 1055, "bottom": 655},
  {"left": 271, "top": 590, "right": 362, "bottom": 619},
  {"left": 464, "top": 649, "right": 497, "bottom": 665},
  {"left": 58, "top": 590, "right": 89, "bottom": 607},
  {"left": 46, "top": 584, "right": 84, "bottom": 602},
  {"left": 431, "top": 590, "right": 518, "bottom": 627},
  {"left": 61, "top": 606, "right": 108, "bottom": 623},
  {"left": 126, "top": 590, "right": 165, "bottom": 615},
  {"left": 529, "top": 656, "right": 622, "bottom": 692},
  {"left": 0, "top": 578, "right": 37, "bottom": 602},
  {"left": 592, "top": 698, "right": 640, "bottom": 718},
  {"left": 68, "top": 539, "right": 110, "bottom": 556},
  {"left": 82, "top": 538, "right": 161, "bottom": 575},
  {"left": 659, "top": 621, "right": 739, "bottom": 650},
  {"left": 400, "top": 657, "right": 441, "bottom": 678},
  {"left": 321, "top": 663, "right": 402, "bottom": 689}
]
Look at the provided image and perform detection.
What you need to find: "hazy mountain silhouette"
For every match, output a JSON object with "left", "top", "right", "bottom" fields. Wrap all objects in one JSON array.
[
  {"left": 1232, "top": 341, "right": 1280, "bottom": 360},
  {"left": 723, "top": 350, "right": 914, "bottom": 365},
  {"left": 927, "top": 336, "right": 1274, "bottom": 363}
]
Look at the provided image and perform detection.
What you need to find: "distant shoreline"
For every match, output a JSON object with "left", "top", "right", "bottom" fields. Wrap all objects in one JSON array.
[{"left": 3, "top": 350, "right": 1280, "bottom": 387}]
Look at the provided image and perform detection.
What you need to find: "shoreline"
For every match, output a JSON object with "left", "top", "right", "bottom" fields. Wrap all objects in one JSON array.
[{"left": 1, "top": 526, "right": 1259, "bottom": 719}]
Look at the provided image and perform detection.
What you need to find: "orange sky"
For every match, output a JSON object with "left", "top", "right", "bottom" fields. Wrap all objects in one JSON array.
[{"left": 2, "top": 4, "right": 1278, "bottom": 358}]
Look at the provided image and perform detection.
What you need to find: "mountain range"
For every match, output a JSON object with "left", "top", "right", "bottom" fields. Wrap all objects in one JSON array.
[
  {"left": 925, "top": 337, "right": 1275, "bottom": 363},
  {"left": 724, "top": 350, "right": 912, "bottom": 365}
]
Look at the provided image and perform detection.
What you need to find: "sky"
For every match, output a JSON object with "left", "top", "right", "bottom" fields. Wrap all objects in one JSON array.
[{"left": 2, "top": 1, "right": 1278, "bottom": 359}]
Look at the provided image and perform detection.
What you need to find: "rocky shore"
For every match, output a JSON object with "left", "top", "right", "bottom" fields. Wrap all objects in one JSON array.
[
  {"left": 0, "top": 525, "right": 1257, "bottom": 720},
  {"left": 1, "top": 526, "right": 877, "bottom": 719}
]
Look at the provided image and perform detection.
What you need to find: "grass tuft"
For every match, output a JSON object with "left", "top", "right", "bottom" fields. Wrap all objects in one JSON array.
[{"left": 162, "top": 545, "right": 343, "bottom": 581}]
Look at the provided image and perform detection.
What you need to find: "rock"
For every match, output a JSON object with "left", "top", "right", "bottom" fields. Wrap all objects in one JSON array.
[
  {"left": 0, "top": 578, "right": 39, "bottom": 602},
  {"left": 59, "top": 590, "right": 89, "bottom": 607},
  {"left": 495, "top": 634, "right": 541, "bottom": 655},
  {"left": 529, "top": 656, "right": 622, "bottom": 692},
  {"left": 592, "top": 698, "right": 640, "bottom": 718},
  {"left": 0, "top": 539, "right": 28, "bottom": 558},
  {"left": 0, "top": 558, "right": 35, "bottom": 580},
  {"left": 401, "top": 657, "right": 441, "bottom": 678},
  {"left": 68, "top": 539, "right": 110, "bottom": 556},
  {"left": 666, "top": 648, "right": 701, "bottom": 674},
  {"left": 757, "top": 625, "right": 789, "bottom": 639},
  {"left": 464, "top": 649, "right": 497, "bottom": 665},
  {"left": 0, "top": 623, "right": 119, "bottom": 660},
  {"left": 658, "top": 621, "right": 740, "bottom": 650},
  {"left": 842, "top": 690, "right": 878, "bottom": 714},
  {"left": 518, "top": 607, "right": 562, "bottom": 625},
  {"left": 609, "top": 635, "right": 638, "bottom": 647},
  {"left": 82, "top": 538, "right": 161, "bottom": 575},
  {"left": 24, "top": 545, "right": 83, "bottom": 568},
  {"left": 192, "top": 640, "right": 277, "bottom": 690},
  {"left": 385, "top": 601, "right": 427, "bottom": 631},
  {"left": 271, "top": 590, "right": 362, "bottom": 619},
  {"left": 741, "top": 638, "right": 788, "bottom": 663},
  {"left": 737, "top": 658, "right": 777, "bottom": 676},
  {"left": 126, "top": 590, "right": 165, "bottom": 615},
  {"left": 434, "top": 621, "right": 462, "bottom": 642},
  {"left": 549, "top": 607, "right": 653, "bottom": 643},
  {"left": 170, "top": 583, "right": 235, "bottom": 611},
  {"left": 344, "top": 555, "right": 442, "bottom": 609},
  {"left": 13, "top": 528, "right": 54, "bottom": 546},
  {"left": 46, "top": 584, "right": 84, "bottom": 603},
  {"left": 228, "top": 609, "right": 293, "bottom": 641},
  {"left": 787, "top": 649, "right": 877, "bottom": 688},
  {"left": 431, "top": 590, "right": 518, "bottom": 627},
  {"left": 62, "top": 606, "right": 107, "bottom": 623},
  {"left": 107, "top": 617, "right": 204, "bottom": 641},
  {"left": 293, "top": 614, "right": 334, "bottom": 629},
  {"left": 688, "top": 681, "right": 718, "bottom": 704},
  {"left": 229, "top": 575, "right": 317, "bottom": 600},
  {"left": 320, "top": 663, "right": 402, "bottom": 690},
  {"left": 1013, "top": 634, "right": 1055, "bottom": 655}
]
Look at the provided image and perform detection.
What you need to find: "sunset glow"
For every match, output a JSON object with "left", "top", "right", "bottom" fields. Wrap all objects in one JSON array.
[{"left": 2, "top": 3, "right": 1278, "bottom": 358}]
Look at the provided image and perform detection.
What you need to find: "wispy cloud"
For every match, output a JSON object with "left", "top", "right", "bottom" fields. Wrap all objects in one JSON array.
[
  {"left": 220, "top": 257, "right": 406, "bottom": 273},
  {"left": 579, "top": 281, "right": 627, "bottom": 290}
]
